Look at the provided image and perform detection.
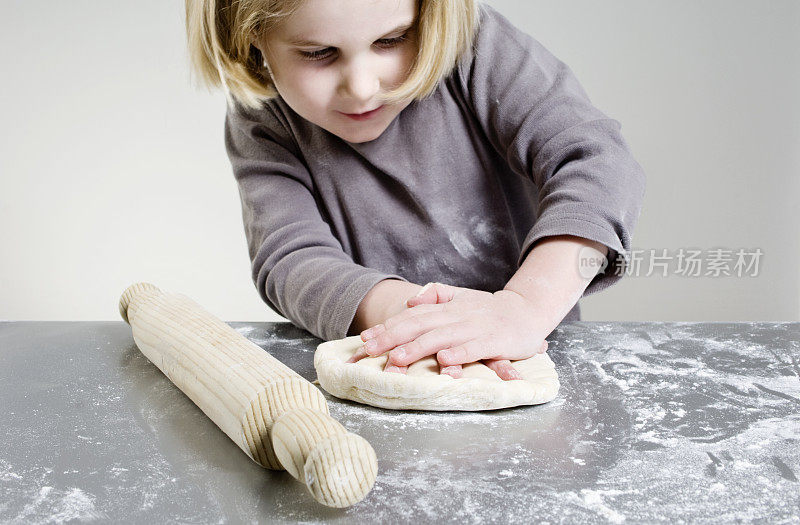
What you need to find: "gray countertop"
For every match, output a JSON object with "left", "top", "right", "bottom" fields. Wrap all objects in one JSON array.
[{"left": 1, "top": 321, "right": 799, "bottom": 523}]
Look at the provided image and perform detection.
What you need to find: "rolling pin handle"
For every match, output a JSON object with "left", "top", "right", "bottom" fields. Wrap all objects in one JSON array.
[
  {"left": 119, "top": 281, "right": 161, "bottom": 324},
  {"left": 271, "top": 408, "right": 378, "bottom": 507}
]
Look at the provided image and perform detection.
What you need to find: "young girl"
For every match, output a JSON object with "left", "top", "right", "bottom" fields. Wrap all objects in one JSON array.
[{"left": 185, "top": 0, "right": 645, "bottom": 381}]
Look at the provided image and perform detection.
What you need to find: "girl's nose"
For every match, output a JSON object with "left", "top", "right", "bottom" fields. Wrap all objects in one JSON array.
[{"left": 340, "top": 63, "right": 380, "bottom": 106}]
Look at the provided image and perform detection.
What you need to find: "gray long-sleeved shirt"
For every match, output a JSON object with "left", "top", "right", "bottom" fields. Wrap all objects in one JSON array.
[{"left": 224, "top": 3, "right": 646, "bottom": 342}]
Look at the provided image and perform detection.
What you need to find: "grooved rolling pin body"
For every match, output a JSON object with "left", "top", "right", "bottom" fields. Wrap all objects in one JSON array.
[{"left": 119, "top": 282, "right": 377, "bottom": 507}]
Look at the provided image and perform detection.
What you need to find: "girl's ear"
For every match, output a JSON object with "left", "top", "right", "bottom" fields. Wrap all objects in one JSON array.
[
  {"left": 248, "top": 30, "right": 265, "bottom": 49},
  {"left": 250, "top": 38, "right": 275, "bottom": 76}
]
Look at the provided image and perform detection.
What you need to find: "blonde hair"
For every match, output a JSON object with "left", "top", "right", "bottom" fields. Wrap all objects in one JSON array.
[{"left": 185, "top": 0, "right": 480, "bottom": 110}]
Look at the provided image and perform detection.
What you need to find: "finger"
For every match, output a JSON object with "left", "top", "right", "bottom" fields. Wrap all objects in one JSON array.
[
  {"left": 406, "top": 282, "right": 457, "bottom": 307},
  {"left": 366, "top": 310, "right": 459, "bottom": 357},
  {"left": 382, "top": 303, "right": 443, "bottom": 332},
  {"left": 483, "top": 359, "right": 522, "bottom": 381},
  {"left": 436, "top": 339, "right": 548, "bottom": 365},
  {"left": 405, "top": 282, "right": 438, "bottom": 307},
  {"left": 388, "top": 322, "right": 477, "bottom": 367},
  {"left": 360, "top": 323, "right": 387, "bottom": 341},
  {"left": 346, "top": 345, "right": 370, "bottom": 363},
  {"left": 439, "top": 364, "right": 463, "bottom": 379},
  {"left": 436, "top": 339, "right": 494, "bottom": 366},
  {"left": 539, "top": 340, "right": 549, "bottom": 354},
  {"left": 383, "top": 359, "right": 408, "bottom": 375}
]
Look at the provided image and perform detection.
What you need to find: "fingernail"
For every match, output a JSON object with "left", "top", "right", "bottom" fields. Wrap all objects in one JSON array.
[
  {"left": 441, "top": 366, "right": 462, "bottom": 379},
  {"left": 362, "top": 324, "right": 385, "bottom": 341},
  {"left": 393, "top": 347, "right": 406, "bottom": 361},
  {"left": 364, "top": 339, "right": 378, "bottom": 353},
  {"left": 438, "top": 350, "right": 452, "bottom": 362}
]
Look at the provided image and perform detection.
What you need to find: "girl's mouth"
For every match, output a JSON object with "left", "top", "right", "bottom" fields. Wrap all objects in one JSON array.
[{"left": 340, "top": 105, "right": 384, "bottom": 121}]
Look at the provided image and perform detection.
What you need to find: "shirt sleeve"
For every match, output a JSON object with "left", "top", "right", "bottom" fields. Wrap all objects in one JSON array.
[
  {"left": 456, "top": 4, "right": 646, "bottom": 295},
  {"left": 224, "top": 100, "right": 408, "bottom": 340}
]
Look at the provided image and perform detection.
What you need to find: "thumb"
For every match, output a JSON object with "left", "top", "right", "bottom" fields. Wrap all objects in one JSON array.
[{"left": 406, "top": 282, "right": 456, "bottom": 307}]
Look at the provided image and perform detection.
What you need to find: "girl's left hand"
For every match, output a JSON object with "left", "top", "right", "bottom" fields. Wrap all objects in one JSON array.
[{"left": 347, "top": 282, "right": 549, "bottom": 381}]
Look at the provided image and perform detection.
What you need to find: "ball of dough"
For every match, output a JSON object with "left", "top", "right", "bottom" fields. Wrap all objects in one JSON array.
[{"left": 314, "top": 336, "right": 559, "bottom": 411}]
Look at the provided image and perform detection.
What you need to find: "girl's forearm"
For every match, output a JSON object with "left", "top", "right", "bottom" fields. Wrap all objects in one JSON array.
[{"left": 503, "top": 234, "right": 609, "bottom": 340}]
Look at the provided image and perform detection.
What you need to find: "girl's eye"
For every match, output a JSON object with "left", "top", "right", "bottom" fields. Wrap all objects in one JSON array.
[
  {"left": 376, "top": 34, "right": 408, "bottom": 49},
  {"left": 299, "top": 33, "right": 408, "bottom": 62}
]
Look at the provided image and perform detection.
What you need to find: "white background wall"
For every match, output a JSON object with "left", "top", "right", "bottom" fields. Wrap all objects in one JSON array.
[{"left": 1, "top": 1, "right": 798, "bottom": 324}]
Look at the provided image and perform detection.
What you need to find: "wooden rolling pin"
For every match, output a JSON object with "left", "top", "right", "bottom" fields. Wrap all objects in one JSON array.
[{"left": 118, "top": 282, "right": 377, "bottom": 507}]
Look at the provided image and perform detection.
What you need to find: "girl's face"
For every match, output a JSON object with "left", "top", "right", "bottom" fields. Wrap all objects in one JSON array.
[{"left": 255, "top": 0, "right": 419, "bottom": 144}]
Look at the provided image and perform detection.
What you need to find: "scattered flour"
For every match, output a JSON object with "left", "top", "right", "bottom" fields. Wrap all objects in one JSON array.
[
  {"left": 576, "top": 489, "right": 627, "bottom": 524},
  {"left": 11, "top": 486, "right": 105, "bottom": 524}
]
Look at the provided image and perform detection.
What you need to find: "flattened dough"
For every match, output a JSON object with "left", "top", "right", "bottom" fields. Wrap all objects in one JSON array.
[{"left": 314, "top": 336, "right": 560, "bottom": 411}]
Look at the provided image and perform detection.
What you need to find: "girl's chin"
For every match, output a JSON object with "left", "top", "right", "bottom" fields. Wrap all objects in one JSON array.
[{"left": 333, "top": 123, "right": 389, "bottom": 144}]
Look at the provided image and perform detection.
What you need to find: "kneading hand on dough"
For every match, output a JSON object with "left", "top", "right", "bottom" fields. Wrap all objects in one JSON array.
[
  {"left": 348, "top": 283, "right": 549, "bottom": 381},
  {"left": 347, "top": 235, "right": 609, "bottom": 381}
]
